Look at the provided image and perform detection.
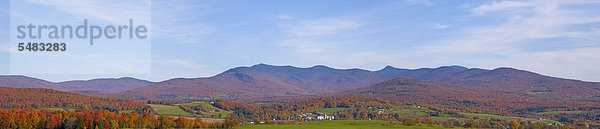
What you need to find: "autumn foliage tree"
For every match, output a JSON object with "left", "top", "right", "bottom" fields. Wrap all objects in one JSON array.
[
  {"left": 0, "top": 87, "right": 148, "bottom": 111},
  {"left": 0, "top": 108, "right": 239, "bottom": 129}
]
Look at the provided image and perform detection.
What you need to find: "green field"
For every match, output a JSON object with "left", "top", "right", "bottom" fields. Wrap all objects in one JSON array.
[
  {"left": 149, "top": 102, "right": 232, "bottom": 118},
  {"left": 211, "top": 94, "right": 230, "bottom": 98},
  {"left": 236, "top": 120, "right": 457, "bottom": 129},
  {"left": 187, "top": 102, "right": 233, "bottom": 118},
  {"left": 535, "top": 111, "right": 583, "bottom": 115},
  {"left": 428, "top": 113, "right": 512, "bottom": 120},
  {"left": 149, "top": 104, "right": 193, "bottom": 116},
  {"left": 43, "top": 107, "right": 66, "bottom": 111},
  {"left": 315, "top": 108, "right": 347, "bottom": 114},
  {"left": 465, "top": 114, "right": 511, "bottom": 120},
  {"left": 119, "top": 110, "right": 134, "bottom": 113},
  {"left": 391, "top": 106, "right": 429, "bottom": 118},
  {"left": 41, "top": 108, "right": 77, "bottom": 112},
  {"left": 531, "top": 119, "right": 561, "bottom": 124},
  {"left": 426, "top": 116, "right": 459, "bottom": 119}
]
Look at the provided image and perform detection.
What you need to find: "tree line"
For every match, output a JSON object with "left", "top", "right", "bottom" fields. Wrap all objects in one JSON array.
[
  {"left": 0, "top": 87, "right": 148, "bottom": 111},
  {"left": 0, "top": 108, "right": 239, "bottom": 129}
]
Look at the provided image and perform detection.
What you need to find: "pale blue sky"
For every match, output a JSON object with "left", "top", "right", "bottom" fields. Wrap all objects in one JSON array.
[{"left": 1, "top": 0, "right": 600, "bottom": 82}]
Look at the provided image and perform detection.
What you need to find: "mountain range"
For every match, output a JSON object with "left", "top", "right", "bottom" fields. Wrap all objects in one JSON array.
[
  {"left": 0, "top": 76, "right": 153, "bottom": 93},
  {"left": 120, "top": 64, "right": 402, "bottom": 100},
  {"left": 1, "top": 64, "right": 599, "bottom": 106}
]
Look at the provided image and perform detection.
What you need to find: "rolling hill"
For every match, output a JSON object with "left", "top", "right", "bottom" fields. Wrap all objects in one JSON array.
[
  {"left": 379, "top": 66, "right": 600, "bottom": 101},
  {"left": 59, "top": 77, "right": 153, "bottom": 93},
  {"left": 0, "top": 75, "right": 64, "bottom": 89},
  {"left": 120, "top": 71, "right": 309, "bottom": 100},
  {"left": 336, "top": 77, "right": 600, "bottom": 114},
  {"left": 0, "top": 76, "right": 153, "bottom": 94},
  {"left": 0, "top": 87, "right": 147, "bottom": 110}
]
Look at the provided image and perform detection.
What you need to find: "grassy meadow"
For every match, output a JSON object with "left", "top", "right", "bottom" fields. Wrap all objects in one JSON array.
[
  {"left": 236, "top": 120, "right": 458, "bottom": 129},
  {"left": 149, "top": 104, "right": 193, "bottom": 116}
]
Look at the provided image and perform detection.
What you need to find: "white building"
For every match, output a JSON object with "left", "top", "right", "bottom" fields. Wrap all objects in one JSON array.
[
  {"left": 317, "top": 115, "right": 335, "bottom": 120},
  {"left": 378, "top": 109, "right": 385, "bottom": 114}
]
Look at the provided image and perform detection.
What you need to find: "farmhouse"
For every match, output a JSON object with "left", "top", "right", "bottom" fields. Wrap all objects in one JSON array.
[{"left": 316, "top": 114, "right": 335, "bottom": 120}]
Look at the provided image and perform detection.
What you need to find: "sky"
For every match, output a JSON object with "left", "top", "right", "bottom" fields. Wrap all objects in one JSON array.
[{"left": 1, "top": 0, "right": 600, "bottom": 82}]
